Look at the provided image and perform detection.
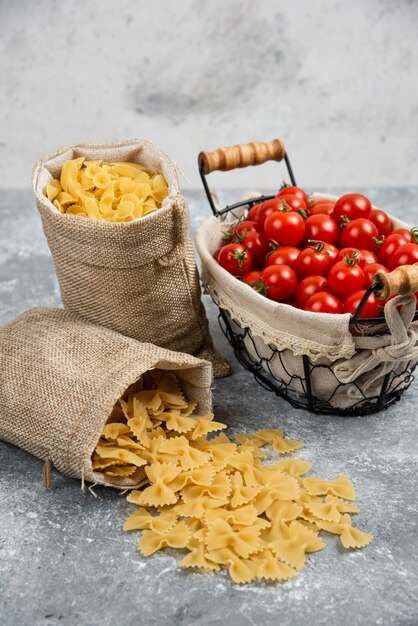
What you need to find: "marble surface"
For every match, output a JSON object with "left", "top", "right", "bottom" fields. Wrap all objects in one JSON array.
[
  {"left": 1, "top": 1, "right": 418, "bottom": 189},
  {"left": 1, "top": 188, "right": 418, "bottom": 626}
]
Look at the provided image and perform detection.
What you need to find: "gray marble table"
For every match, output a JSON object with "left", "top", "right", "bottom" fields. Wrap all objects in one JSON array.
[{"left": 1, "top": 188, "right": 418, "bottom": 626}]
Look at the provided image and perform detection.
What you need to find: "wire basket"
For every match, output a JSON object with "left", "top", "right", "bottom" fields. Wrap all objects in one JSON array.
[{"left": 197, "top": 138, "right": 418, "bottom": 416}]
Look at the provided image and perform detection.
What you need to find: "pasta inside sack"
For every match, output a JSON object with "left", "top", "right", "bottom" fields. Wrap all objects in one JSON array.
[
  {"left": 45, "top": 158, "right": 169, "bottom": 222},
  {"left": 93, "top": 371, "right": 373, "bottom": 584}
]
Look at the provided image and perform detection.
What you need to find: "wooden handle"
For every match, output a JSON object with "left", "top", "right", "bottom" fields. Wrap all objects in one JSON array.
[
  {"left": 198, "top": 139, "right": 285, "bottom": 175},
  {"left": 373, "top": 263, "right": 418, "bottom": 300}
]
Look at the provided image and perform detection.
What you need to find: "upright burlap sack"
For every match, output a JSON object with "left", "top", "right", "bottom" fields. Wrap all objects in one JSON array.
[
  {"left": 196, "top": 193, "right": 418, "bottom": 409},
  {"left": 0, "top": 308, "right": 213, "bottom": 489},
  {"left": 32, "top": 139, "right": 229, "bottom": 378}
]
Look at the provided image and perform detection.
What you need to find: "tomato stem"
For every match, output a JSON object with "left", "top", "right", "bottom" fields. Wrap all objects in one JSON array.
[
  {"left": 373, "top": 235, "right": 385, "bottom": 249},
  {"left": 279, "top": 181, "right": 291, "bottom": 191},
  {"left": 411, "top": 227, "right": 418, "bottom": 244},
  {"left": 307, "top": 239, "right": 326, "bottom": 253},
  {"left": 281, "top": 199, "right": 293, "bottom": 212}
]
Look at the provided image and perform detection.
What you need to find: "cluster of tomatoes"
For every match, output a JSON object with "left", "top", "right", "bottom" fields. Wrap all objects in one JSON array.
[{"left": 216, "top": 185, "right": 418, "bottom": 316}]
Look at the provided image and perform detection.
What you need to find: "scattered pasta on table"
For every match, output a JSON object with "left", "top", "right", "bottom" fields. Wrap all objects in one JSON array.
[{"left": 93, "top": 370, "right": 373, "bottom": 584}]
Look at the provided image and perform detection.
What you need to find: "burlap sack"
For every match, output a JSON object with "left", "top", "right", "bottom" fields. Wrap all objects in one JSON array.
[
  {"left": 0, "top": 308, "right": 213, "bottom": 489},
  {"left": 196, "top": 193, "right": 418, "bottom": 409},
  {"left": 32, "top": 139, "right": 229, "bottom": 378}
]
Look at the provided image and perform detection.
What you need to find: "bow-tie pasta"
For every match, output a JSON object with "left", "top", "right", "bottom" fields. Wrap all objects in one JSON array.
[
  {"left": 45, "top": 158, "right": 169, "bottom": 222},
  {"left": 92, "top": 370, "right": 373, "bottom": 585}
]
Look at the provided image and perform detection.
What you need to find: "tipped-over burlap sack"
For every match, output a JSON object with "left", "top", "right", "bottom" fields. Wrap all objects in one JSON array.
[
  {"left": 196, "top": 193, "right": 418, "bottom": 410},
  {"left": 32, "top": 139, "right": 229, "bottom": 378},
  {"left": 0, "top": 308, "right": 213, "bottom": 489}
]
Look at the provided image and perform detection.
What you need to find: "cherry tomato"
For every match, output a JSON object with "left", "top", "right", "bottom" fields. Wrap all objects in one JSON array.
[
  {"left": 277, "top": 195, "right": 307, "bottom": 214},
  {"left": 331, "top": 193, "right": 372, "bottom": 224},
  {"left": 304, "top": 292, "right": 342, "bottom": 314},
  {"left": 247, "top": 203, "right": 263, "bottom": 221},
  {"left": 296, "top": 242, "right": 333, "bottom": 278},
  {"left": 218, "top": 243, "right": 252, "bottom": 276},
  {"left": 309, "top": 201, "right": 335, "bottom": 216},
  {"left": 242, "top": 270, "right": 267, "bottom": 294},
  {"left": 328, "top": 259, "right": 365, "bottom": 299},
  {"left": 304, "top": 214, "right": 339, "bottom": 245},
  {"left": 296, "top": 275, "right": 329, "bottom": 308},
  {"left": 377, "top": 233, "right": 408, "bottom": 266},
  {"left": 339, "top": 218, "right": 379, "bottom": 251},
  {"left": 363, "top": 262, "right": 389, "bottom": 289},
  {"left": 264, "top": 210, "right": 305, "bottom": 247},
  {"left": 359, "top": 249, "right": 378, "bottom": 266},
  {"left": 276, "top": 185, "right": 309, "bottom": 207},
  {"left": 260, "top": 265, "right": 297, "bottom": 301},
  {"left": 323, "top": 243, "right": 339, "bottom": 263},
  {"left": 256, "top": 199, "right": 283, "bottom": 226},
  {"left": 223, "top": 220, "right": 261, "bottom": 243},
  {"left": 243, "top": 270, "right": 261, "bottom": 284},
  {"left": 343, "top": 290, "right": 380, "bottom": 318},
  {"left": 391, "top": 228, "right": 418, "bottom": 244},
  {"left": 239, "top": 230, "right": 268, "bottom": 267},
  {"left": 266, "top": 246, "right": 300, "bottom": 271},
  {"left": 368, "top": 209, "right": 392, "bottom": 237},
  {"left": 388, "top": 243, "right": 418, "bottom": 270},
  {"left": 336, "top": 247, "right": 363, "bottom": 266}
]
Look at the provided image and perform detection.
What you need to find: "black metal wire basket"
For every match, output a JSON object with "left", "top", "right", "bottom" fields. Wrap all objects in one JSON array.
[{"left": 197, "top": 139, "right": 418, "bottom": 416}]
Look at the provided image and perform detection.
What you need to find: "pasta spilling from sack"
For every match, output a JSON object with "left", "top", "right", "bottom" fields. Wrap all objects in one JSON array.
[
  {"left": 45, "top": 158, "right": 169, "bottom": 221},
  {"left": 93, "top": 371, "right": 373, "bottom": 584}
]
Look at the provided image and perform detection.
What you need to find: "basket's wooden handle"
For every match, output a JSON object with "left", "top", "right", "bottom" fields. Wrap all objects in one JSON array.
[
  {"left": 198, "top": 139, "right": 286, "bottom": 175},
  {"left": 373, "top": 263, "right": 418, "bottom": 300}
]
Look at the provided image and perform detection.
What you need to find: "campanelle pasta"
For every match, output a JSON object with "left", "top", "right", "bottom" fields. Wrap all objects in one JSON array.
[
  {"left": 45, "top": 158, "right": 169, "bottom": 222},
  {"left": 92, "top": 370, "right": 373, "bottom": 584}
]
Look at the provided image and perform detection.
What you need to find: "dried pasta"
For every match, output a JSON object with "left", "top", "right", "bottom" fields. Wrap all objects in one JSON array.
[
  {"left": 92, "top": 370, "right": 373, "bottom": 585},
  {"left": 45, "top": 158, "right": 168, "bottom": 222}
]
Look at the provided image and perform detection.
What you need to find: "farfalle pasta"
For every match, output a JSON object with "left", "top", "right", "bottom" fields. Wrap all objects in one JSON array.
[
  {"left": 91, "top": 369, "right": 374, "bottom": 585},
  {"left": 45, "top": 158, "right": 168, "bottom": 222}
]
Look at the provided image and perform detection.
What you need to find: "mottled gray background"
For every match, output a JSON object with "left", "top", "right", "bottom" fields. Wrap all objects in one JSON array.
[{"left": 0, "top": 0, "right": 417, "bottom": 189}]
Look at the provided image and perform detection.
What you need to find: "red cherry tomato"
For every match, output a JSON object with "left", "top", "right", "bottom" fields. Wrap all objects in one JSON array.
[
  {"left": 339, "top": 218, "right": 379, "bottom": 251},
  {"left": 323, "top": 243, "right": 339, "bottom": 263},
  {"left": 256, "top": 199, "right": 283, "bottom": 226},
  {"left": 391, "top": 228, "right": 418, "bottom": 244},
  {"left": 309, "top": 202, "right": 335, "bottom": 216},
  {"left": 363, "top": 263, "right": 389, "bottom": 289},
  {"left": 260, "top": 265, "right": 297, "bottom": 302},
  {"left": 296, "top": 242, "right": 333, "bottom": 278},
  {"left": 388, "top": 243, "right": 418, "bottom": 270},
  {"left": 359, "top": 249, "right": 378, "bottom": 266},
  {"left": 239, "top": 230, "right": 268, "bottom": 267},
  {"left": 344, "top": 290, "right": 380, "bottom": 318},
  {"left": 223, "top": 220, "right": 261, "bottom": 243},
  {"left": 328, "top": 259, "right": 365, "bottom": 299},
  {"left": 377, "top": 233, "right": 408, "bottom": 266},
  {"left": 242, "top": 270, "right": 266, "bottom": 294},
  {"left": 218, "top": 243, "right": 252, "bottom": 276},
  {"left": 343, "top": 290, "right": 380, "bottom": 318},
  {"left": 243, "top": 270, "right": 261, "bottom": 284},
  {"left": 331, "top": 193, "right": 372, "bottom": 224},
  {"left": 296, "top": 275, "right": 329, "bottom": 308},
  {"left": 266, "top": 246, "right": 300, "bottom": 271},
  {"left": 304, "top": 292, "right": 342, "bottom": 314},
  {"left": 368, "top": 209, "right": 392, "bottom": 237},
  {"left": 247, "top": 203, "right": 263, "bottom": 221},
  {"left": 276, "top": 185, "right": 309, "bottom": 207},
  {"left": 304, "top": 214, "right": 339, "bottom": 245},
  {"left": 277, "top": 195, "right": 308, "bottom": 213},
  {"left": 336, "top": 247, "right": 363, "bottom": 266},
  {"left": 264, "top": 210, "right": 306, "bottom": 247}
]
